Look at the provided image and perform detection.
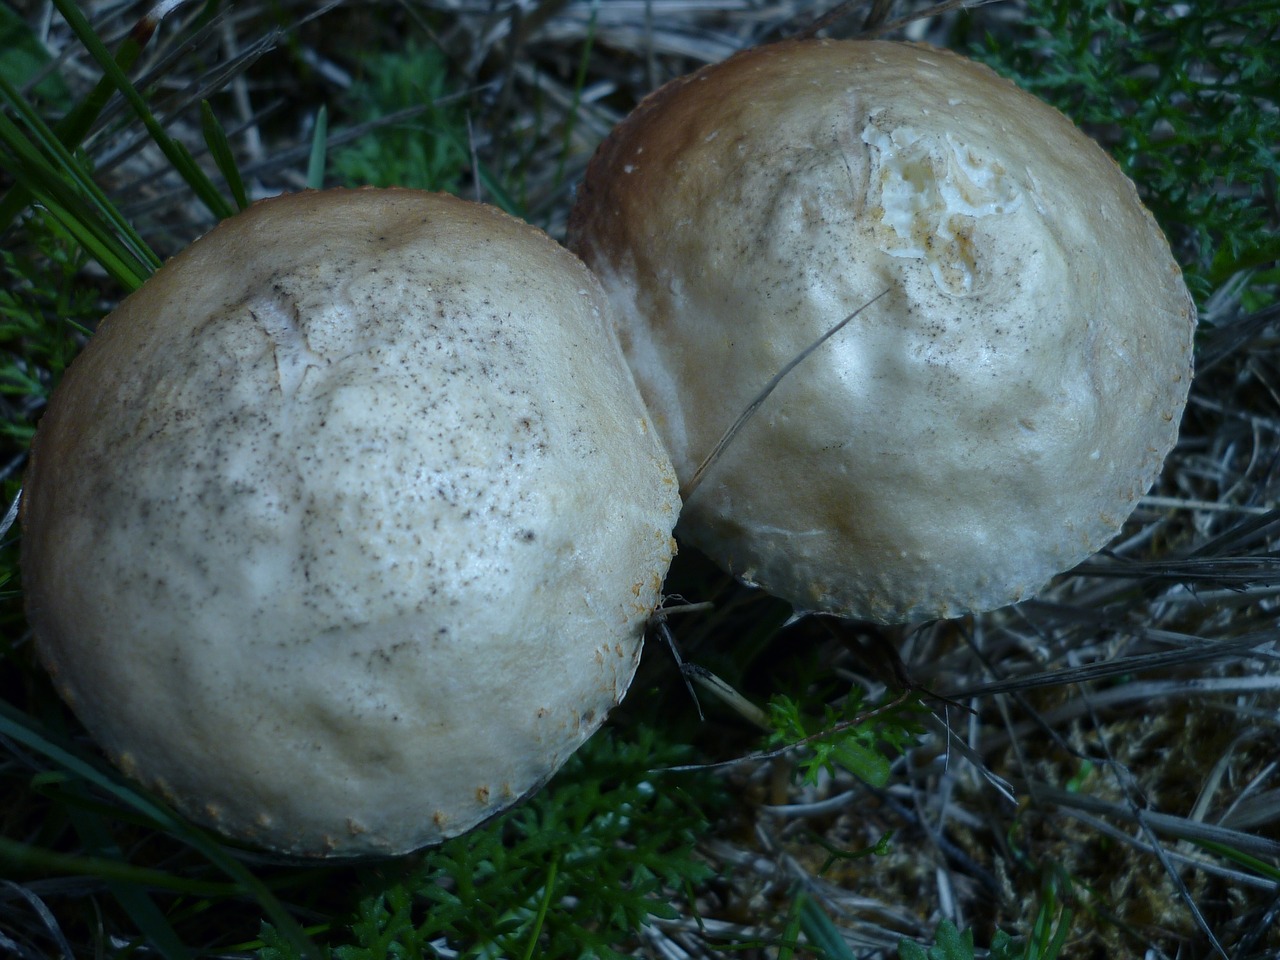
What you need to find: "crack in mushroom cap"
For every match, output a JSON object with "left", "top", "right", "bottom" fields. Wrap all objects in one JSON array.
[
  {"left": 568, "top": 38, "right": 1195, "bottom": 624},
  {"left": 22, "top": 188, "right": 680, "bottom": 857}
]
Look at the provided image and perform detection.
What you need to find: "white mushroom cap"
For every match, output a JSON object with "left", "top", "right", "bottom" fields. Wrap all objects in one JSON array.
[
  {"left": 568, "top": 39, "right": 1195, "bottom": 623},
  {"left": 22, "top": 188, "right": 679, "bottom": 857}
]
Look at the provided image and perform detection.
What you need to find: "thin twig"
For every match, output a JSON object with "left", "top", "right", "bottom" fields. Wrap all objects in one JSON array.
[{"left": 681, "top": 289, "right": 889, "bottom": 501}]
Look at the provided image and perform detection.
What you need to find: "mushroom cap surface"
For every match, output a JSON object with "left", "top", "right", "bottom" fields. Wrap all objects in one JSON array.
[
  {"left": 23, "top": 188, "right": 679, "bottom": 856},
  {"left": 568, "top": 39, "right": 1195, "bottom": 623}
]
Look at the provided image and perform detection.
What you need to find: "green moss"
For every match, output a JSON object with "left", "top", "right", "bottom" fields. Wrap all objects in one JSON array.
[
  {"left": 329, "top": 42, "right": 469, "bottom": 193},
  {"left": 959, "top": 0, "right": 1280, "bottom": 302},
  {"left": 258, "top": 728, "right": 722, "bottom": 959}
]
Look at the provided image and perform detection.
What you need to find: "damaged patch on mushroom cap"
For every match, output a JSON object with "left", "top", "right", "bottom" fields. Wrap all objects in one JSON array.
[
  {"left": 568, "top": 39, "right": 1195, "bottom": 623},
  {"left": 22, "top": 188, "right": 680, "bottom": 857}
]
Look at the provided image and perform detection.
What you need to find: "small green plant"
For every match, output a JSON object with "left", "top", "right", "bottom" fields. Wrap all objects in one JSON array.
[
  {"left": 766, "top": 689, "right": 925, "bottom": 788},
  {"left": 897, "top": 917, "right": 1069, "bottom": 960},
  {"left": 0, "top": 210, "right": 102, "bottom": 668},
  {"left": 781, "top": 890, "right": 860, "bottom": 960},
  {"left": 899, "top": 919, "right": 976, "bottom": 960},
  {"left": 257, "top": 727, "right": 721, "bottom": 959},
  {"left": 961, "top": 0, "right": 1280, "bottom": 302},
  {"left": 0, "top": 213, "right": 97, "bottom": 445},
  {"left": 330, "top": 41, "right": 469, "bottom": 193},
  {"left": 990, "top": 864, "right": 1075, "bottom": 960}
]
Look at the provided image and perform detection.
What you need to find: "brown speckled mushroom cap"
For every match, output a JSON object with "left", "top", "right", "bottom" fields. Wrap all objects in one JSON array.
[
  {"left": 22, "top": 188, "right": 680, "bottom": 857},
  {"left": 568, "top": 39, "right": 1195, "bottom": 623}
]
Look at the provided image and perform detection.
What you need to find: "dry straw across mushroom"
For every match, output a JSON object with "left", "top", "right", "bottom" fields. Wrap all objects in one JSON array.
[
  {"left": 22, "top": 188, "right": 680, "bottom": 857},
  {"left": 568, "top": 38, "right": 1196, "bottom": 624}
]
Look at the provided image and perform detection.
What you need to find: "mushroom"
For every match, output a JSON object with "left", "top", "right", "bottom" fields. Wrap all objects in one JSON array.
[
  {"left": 568, "top": 39, "right": 1195, "bottom": 623},
  {"left": 22, "top": 188, "right": 680, "bottom": 857}
]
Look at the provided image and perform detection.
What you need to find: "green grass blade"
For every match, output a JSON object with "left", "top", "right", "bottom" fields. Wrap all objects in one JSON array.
[
  {"left": 201, "top": 100, "right": 249, "bottom": 210},
  {"left": 0, "top": 74, "right": 159, "bottom": 286},
  {"left": 307, "top": 105, "right": 328, "bottom": 190},
  {"left": 1195, "top": 839, "right": 1280, "bottom": 883},
  {"left": 797, "top": 892, "right": 858, "bottom": 960},
  {"left": 553, "top": 3, "right": 599, "bottom": 190},
  {"left": 777, "top": 891, "right": 806, "bottom": 960},
  {"left": 518, "top": 856, "right": 558, "bottom": 960},
  {"left": 416, "top": 112, "right": 521, "bottom": 217},
  {"left": 64, "top": 808, "right": 194, "bottom": 960},
  {"left": 1041, "top": 908, "right": 1073, "bottom": 960},
  {"left": 0, "top": 837, "right": 242, "bottom": 897},
  {"left": 0, "top": 5, "right": 152, "bottom": 233},
  {"left": 478, "top": 162, "right": 522, "bottom": 217},
  {"left": 53, "top": 13, "right": 153, "bottom": 144},
  {"left": 48, "top": 0, "right": 234, "bottom": 222},
  {"left": 0, "top": 136, "right": 149, "bottom": 289},
  {"left": 0, "top": 698, "right": 319, "bottom": 959}
]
